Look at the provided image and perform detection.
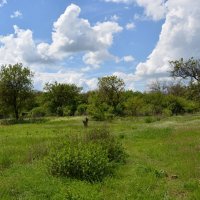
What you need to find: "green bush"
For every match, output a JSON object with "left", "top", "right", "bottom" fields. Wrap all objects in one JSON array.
[
  {"left": 47, "top": 141, "right": 113, "bottom": 182},
  {"left": 47, "top": 128, "right": 127, "bottom": 182},
  {"left": 162, "top": 108, "right": 172, "bottom": 117},
  {"left": 144, "top": 117, "right": 155, "bottom": 123},
  {"left": 140, "top": 104, "right": 154, "bottom": 116},
  {"left": 77, "top": 104, "right": 88, "bottom": 115},
  {"left": 31, "top": 107, "right": 46, "bottom": 118},
  {"left": 63, "top": 106, "right": 72, "bottom": 116},
  {"left": 87, "top": 104, "right": 106, "bottom": 121},
  {"left": 86, "top": 128, "right": 127, "bottom": 163},
  {"left": 56, "top": 106, "right": 64, "bottom": 116},
  {"left": 144, "top": 116, "right": 162, "bottom": 123}
]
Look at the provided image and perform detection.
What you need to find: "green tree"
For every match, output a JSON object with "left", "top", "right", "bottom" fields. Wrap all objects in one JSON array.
[
  {"left": 125, "top": 96, "right": 145, "bottom": 116},
  {"left": 170, "top": 57, "right": 200, "bottom": 101},
  {"left": 87, "top": 91, "right": 110, "bottom": 121},
  {"left": 149, "top": 80, "right": 187, "bottom": 97},
  {"left": 170, "top": 57, "right": 200, "bottom": 82},
  {"left": 43, "top": 82, "right": 82, "bottom": 116},
  {"left": 98, "top": 76, "right": 125, "bottom": 115},
  {"left": 144, "top": 92, "right": 165, "bottom": 115},
  {"left": 0, "top": 63, "right": 33, "bottom": 120}
]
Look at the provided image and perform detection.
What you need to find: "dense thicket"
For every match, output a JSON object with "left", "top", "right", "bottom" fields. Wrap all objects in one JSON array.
[{"left": 0, "top": 58, "right": 199, "bottom": 120}]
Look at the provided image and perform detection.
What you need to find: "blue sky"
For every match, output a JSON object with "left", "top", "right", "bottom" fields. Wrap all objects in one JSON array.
[{"left": 0, "top": 0, "right": 199, "bottom": 91}]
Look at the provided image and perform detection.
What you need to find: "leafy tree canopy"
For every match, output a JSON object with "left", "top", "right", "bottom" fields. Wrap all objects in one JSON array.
[
  {"left": 0, "top": 63, "right": 33, "bottom": 119},
  {"left": 43, "top": 82, "right": 82, "bottom": 116},
  {"left": 170, "top": 57, "right": 200, "bottom": 83},
  {"left": 97, "top": 75, "right": 125, "bottom": 114}
]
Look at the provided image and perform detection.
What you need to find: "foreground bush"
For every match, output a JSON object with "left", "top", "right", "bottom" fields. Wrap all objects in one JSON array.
[
  {"left": 86, "top": 128, "right": 127, "bottom": 163},
  {"left": 47, "top": 128, "right": 127, "bottom": 182}
]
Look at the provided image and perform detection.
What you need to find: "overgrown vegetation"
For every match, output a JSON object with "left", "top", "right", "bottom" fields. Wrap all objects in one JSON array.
[
  {"left": 0, "top": 59, "right": 200, "bottom": 199},
  {"left": 47, "top": 128, "right": 126, "bottom": 182},
  {"left": 1, "top": 115, "right": 200, "bottom": 199},
  {"left": 0, "top": 58, "right": 200, "bottom": 120}
]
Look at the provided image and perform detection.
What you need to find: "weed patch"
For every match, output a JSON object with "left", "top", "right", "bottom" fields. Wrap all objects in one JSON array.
[{"left": 47, "top": 128, "right": 127, "bottom": 182}]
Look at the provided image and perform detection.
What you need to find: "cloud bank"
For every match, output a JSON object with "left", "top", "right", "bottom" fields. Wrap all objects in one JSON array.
[
  {"left": 1, "top": 1, "right": 200, "bottom": 91},
  {"left": 105, "top": 0, "right": 200, "bottom": 84},
  {"left": 104, "top": 0, "right": 167, "bottom": 21},
  {"left": 0, "top": 4, "right": 123, "bottom": 90},
  {"left": 135, "top": 0, "right": 200, "bottom": 79}
]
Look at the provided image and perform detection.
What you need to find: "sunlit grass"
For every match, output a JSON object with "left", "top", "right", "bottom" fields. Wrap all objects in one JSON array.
[{"left": 1, "top": 114, "right": 200, "bottom": 199}]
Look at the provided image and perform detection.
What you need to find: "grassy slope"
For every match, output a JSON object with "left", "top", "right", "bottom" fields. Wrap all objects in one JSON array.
[{"left": 0, "top": 115, "right": 200, "bottom": 200}]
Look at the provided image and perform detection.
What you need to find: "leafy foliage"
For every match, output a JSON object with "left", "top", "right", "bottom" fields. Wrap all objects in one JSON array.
[
  {"left": 98, "top": 76, "right": 125, "bottom": 115},
  {"left": 0, "top": 63, "right": 33, "bottom": 120},
  {"left": 47, "top": 128, "right": 127, "bottom": 182},
  {"left": 0, "top": 62, "right": 200, "bottom": 120},
  {"left": 48, "top": 141, "right": 112, "bottom": 182},
  {"left": 170, "top": 57, "right": 200, "bottom": 101},
  {"left": 86, "top": 128, "right": 127, "bottom": 163},
  {"left": 43, "top": 82, "right": 82, "bottom": 116},
  {"left": 170, "top": 57, "right": 200, "bottom": 82},
  {"left": 31, "top": 107, "right": 47, "bottom": 118}
]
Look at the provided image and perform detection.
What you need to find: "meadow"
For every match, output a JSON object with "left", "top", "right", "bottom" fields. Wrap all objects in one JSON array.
[{"left": 0, "top": 114, "right": 200, "bottom": 200}]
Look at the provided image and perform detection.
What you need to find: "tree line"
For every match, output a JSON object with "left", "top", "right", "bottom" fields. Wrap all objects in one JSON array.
[{"left": 0, "top": 58, "right": 200, "bottom": 120}]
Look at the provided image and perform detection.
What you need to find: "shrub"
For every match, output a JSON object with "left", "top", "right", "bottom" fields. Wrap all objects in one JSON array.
[
  {"left": 125, "top": 96, "right": 145, "bottom": 116},
  {"left": 56, "top": 106, "right": 64, "bottom": 116},
  {"left": 63, "top": 106, "right": 72, "bottom": 116},
  {"left": 77, "top": 104, "right": 88, "bottom": 115},
  {"left": 144, "top": 116, "right": 162, "bottom": 123},
  {"left": 87, "top": 104, "right": 106, "bottom": 121},
  {"left": 140, "top": 104, "right": 154, "bottom": 116},
  {"left": 86, "top": 128, "right": 127, "bottom": 163},
  {"left": 31, "top": 107, "right": 46, "bottom": 118},
  {"left": 47, "top": 128, "right": 127, "bottom": 182},
  {"left": 47, "top": 141, "right": 113, "bottom": 182},
  {"left": 144, "top": 117, "right": 155, "bottom": 123},
  {"left": 162, "top": 108, "right": 172, "bottom": 117}
]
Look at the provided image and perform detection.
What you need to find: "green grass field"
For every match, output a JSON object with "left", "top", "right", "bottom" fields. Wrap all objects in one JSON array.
[{"left": 1, "top": 115, "right": 200, "bottom": 199}]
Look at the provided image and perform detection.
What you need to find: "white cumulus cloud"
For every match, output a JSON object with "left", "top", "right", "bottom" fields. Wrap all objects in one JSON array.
[
  {"left": 0, "top": 4, "right": 122, "bottom": 68},
  {"left": 123, "top": 55, "right": 135, "bottom": 62},
  {"left": 83, "top": 50, "right": 117, "bottom": 68},
  {"left": 104, "top": 0, "right": 167, "bottom": 21},
  {"left": 125, "top": 22, "right": 135, "bottom": 30},
  {"left": 10, "top": 10, "right": 22, "bottom": 18},
  {"left": 0, "top": 3, "right": 123, "bottom": 90},
  {"left": 0, "top": 0, "right": 7, "bottom": 7},
  {"left": 34, "top": 70, "right": 98, "bottom": 91},
  {"left": 135, "top": 0, "right": 200, "bottom": 79},
  {"left": 38, "top": 4, "right": 123, "bottom": 67},
  {"left": 0, "top": 25, "right": 47, "bottom": 68},
  {"left": 105, "top": 0, "right": 134, "bottom": 3},
  {"left": 113, "top": 71, "right": 137, "bottom": 90},
  {"left": 110, "top": 14, "right": 120, "bottom": 21}
]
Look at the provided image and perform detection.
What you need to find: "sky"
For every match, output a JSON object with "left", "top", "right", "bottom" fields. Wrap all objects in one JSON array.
[{"left": 0, "top": 0, "right": 200, "bottom": 91}]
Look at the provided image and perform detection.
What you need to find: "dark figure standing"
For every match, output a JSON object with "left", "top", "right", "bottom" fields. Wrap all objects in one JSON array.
[{"left": 83, "top": 117, "right": 89, "bottom": 127}]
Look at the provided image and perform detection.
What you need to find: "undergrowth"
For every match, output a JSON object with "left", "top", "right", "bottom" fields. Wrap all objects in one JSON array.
[{"left": 47, "top": 128, "right": 127, "bottom": 182}]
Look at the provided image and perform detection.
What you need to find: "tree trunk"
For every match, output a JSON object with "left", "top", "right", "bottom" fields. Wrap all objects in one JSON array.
[{"left": 15, "top": 109, "right": 19, "bottom": 120}]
